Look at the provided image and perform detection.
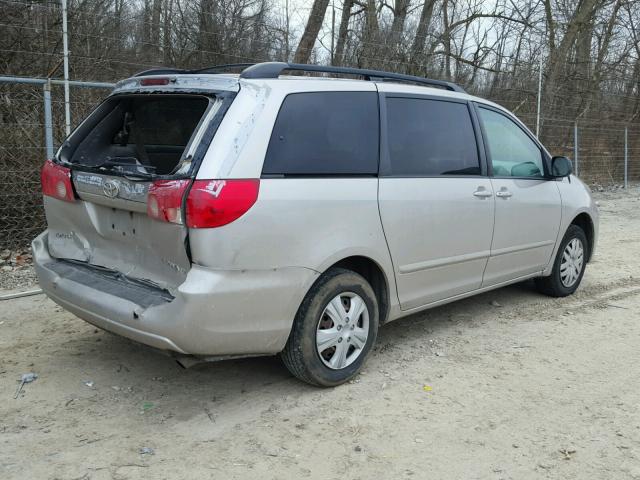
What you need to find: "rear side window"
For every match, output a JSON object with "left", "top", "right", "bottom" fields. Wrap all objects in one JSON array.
[
  {"left": 384, "top": 97, "right": 480, "bottom": 176},
  {"left": 263, "top": 92, "right": 379, "bottom": 175}
]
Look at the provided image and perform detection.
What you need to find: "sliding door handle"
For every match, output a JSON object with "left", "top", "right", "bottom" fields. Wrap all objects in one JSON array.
[
  {"left": 496, "top": 189, "right": 513, "bottom": 198},
  {"left": 473, "top": 188, "right": 493, "bottom": 198}
]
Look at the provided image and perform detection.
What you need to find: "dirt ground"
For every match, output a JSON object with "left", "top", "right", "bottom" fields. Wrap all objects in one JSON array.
[{"left": 1, "top": 187, "right": 640, "bottom": 480}]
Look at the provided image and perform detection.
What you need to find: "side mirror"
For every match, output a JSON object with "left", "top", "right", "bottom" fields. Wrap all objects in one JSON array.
[{"left": 550, "top": 156, "right": 573, "bottom": 178}]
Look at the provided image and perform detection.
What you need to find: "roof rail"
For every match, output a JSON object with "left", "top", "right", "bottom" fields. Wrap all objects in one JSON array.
[
  {"left": 193, "top": 63, "right": 256, "bottom": 74},
  {"left": 239, "top": 62, "right": 466, "bottom": 93}
]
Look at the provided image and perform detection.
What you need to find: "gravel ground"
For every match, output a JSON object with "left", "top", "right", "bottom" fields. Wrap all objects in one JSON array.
[
  {"left": 0, "top": 249, "right": 37, "bottom": 291},
  {"left": 1, "top": 187, "right": 640, "bottom": 479},
  {"left": 0, "top": 267, "right": 38, "bottom": 291}
]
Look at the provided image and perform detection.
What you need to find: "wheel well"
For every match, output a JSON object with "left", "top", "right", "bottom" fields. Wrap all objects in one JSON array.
[
  {"left": 329, "top": 256, "right": 390, "bottom": 324},
  {"left": 571, "top": 213, "right": 595, "bottom": 261}
]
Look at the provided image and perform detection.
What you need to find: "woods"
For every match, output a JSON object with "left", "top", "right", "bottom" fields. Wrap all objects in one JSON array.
[
  {"left": 0, "top": 0, "right": 639, "bottom": 248},
  {"left": 2, "top": 0, "right": 639, "bottom": 130}
]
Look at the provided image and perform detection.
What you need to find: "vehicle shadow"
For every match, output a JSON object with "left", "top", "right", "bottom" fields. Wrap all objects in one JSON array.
[
  {"left": 378, "top": 279, "right": 541, "bottom": 341},
  {"left": 52, "top": 279, "right": 542, "bottom": 421}
]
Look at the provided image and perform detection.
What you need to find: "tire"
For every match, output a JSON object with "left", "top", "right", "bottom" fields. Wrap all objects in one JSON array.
[
  {"left": 282, "top": 268, "right": 379, "bottom": 387},
  {"left": 535, "top": 224, "right": 588, "bottom": 297}
]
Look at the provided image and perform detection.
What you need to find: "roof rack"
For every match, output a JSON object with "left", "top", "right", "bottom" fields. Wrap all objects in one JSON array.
[
  {"left": 239, "top": 62, "right": 466, "bottom": 93},
  {"left": 132, "top": 62, "right": 466, "bottom": 93}
]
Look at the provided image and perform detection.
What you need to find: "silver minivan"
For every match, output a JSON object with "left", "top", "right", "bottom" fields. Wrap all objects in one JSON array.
[{"left": 33, "top": 62, "right": 599, "bottom": 386}]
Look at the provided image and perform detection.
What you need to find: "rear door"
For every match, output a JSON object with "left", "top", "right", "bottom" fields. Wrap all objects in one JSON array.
[
  {"left": 475, "top": 104, "right": 562, "bottom": 285},
  {"left": 377, "top": 92, "right": 495, "bottom": 310},
  {"left": 46, "top": 173, "right": 189, "bottom": 290},
  {"left": 44, "top": 93, "right": 226, "bottom": 291}
]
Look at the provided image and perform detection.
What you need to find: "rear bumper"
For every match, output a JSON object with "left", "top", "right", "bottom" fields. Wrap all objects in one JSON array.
[{"left": 32, "top": 231, "right": 318, "bottom": 356}]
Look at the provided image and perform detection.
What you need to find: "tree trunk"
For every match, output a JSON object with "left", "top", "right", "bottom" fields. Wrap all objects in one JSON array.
[
  {"left": 293, "top": 0, "right": 330, "bottom": 64},
  {"left": 334, "top": 0, "right": 353, "bottom": 66},
  {"left": 442, "top": 1, "right": 452, "bottom": 80},
  {"left": 389, "top": 0, "right": 410, "bottom": 56},
  {"left": 162, "top": 0, "right": 173, "bottom": 65},
  {"left": 142, "top": 0, "right": 152, "bottom": 58},
  {"left": 151, "top": 0, "right": 162, "bottom": 61},
  {"left": 360, "top": 0, "right": 379, "bottom": 68},
  {"left": 114, "top": 0, "right": 124, "bottom": 56},
  {"left": 198, "top": 0, "right": 218, "bottom": 64},
  {"left": 410, "top": 0, "right": 436, "bottom": 69}
]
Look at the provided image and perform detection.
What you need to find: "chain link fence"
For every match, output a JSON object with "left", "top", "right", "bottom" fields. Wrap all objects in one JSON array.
[
  {"left": 0, "top": 79, "right": 112, "bottom": 251},
  {"left": 0, "top": 76, "right": 638, "bottom": 251}
]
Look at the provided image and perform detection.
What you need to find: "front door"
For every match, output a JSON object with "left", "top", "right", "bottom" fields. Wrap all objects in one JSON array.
[
  {"left": 476, "top": 105, "right": 562, "bottom": 286},
  {"left": 377, "top": 93, "right": 495, "bottom": 310}
]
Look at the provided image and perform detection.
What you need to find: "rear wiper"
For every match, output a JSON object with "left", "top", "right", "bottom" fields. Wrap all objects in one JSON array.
[
  {"left": 106, "top": 162, "right": 156, "bottom": 181},
  {"left": 65, "top": 158, "right": 156, "bottom": 180}
]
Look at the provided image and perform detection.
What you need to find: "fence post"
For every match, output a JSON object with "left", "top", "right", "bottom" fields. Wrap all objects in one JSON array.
[
  {"left": 624, "top": 127, "right": 628, "bottom": 189},
  {"left": 43, "top": 80, "right": 54, "bottom": 159},
  {"left": 574, "top": 122, "right": 579, "bottom": 177},
  {"left": 536, "top": 55, "right": 542, "bottom": 137},
  {"left": 61, "top": 0, "right": 72, "bottom": 136}
]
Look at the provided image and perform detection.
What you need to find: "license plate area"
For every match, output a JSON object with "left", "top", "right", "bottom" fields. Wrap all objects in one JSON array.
[{"left": 101, "top": 208, "right": 140, "bottom": 242}]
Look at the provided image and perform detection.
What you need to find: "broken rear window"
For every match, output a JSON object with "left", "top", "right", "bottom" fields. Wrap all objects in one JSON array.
[{"left": 59, "top": 95, "right": 211, "bottom": 176}]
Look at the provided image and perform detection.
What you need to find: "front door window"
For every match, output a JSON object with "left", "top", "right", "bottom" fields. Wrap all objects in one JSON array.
[{"left": 478, "top": 107, "right": 544, "bottom": 178}]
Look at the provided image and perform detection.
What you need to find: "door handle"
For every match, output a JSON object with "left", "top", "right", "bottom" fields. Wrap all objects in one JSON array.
[
  {"left": 496, "top": 189, "right": 513, "bottom": 198},
  {"left": 473, "top": 188, "right": 493, "bottom": 198}
]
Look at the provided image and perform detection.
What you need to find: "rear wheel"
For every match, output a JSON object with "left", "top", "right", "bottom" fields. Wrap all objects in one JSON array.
[
  {"left": 282, "top": 268, "right": 379, "bottom": 387},
  {"left": 535, "top": 225, "right": 588, "bottom": 297}
]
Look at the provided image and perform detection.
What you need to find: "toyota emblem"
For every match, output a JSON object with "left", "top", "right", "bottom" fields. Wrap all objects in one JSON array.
[{"left": 103, "top": 179, "right": 120, "bottom": 198}]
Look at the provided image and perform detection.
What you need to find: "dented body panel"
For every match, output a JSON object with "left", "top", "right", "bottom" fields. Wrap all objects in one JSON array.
[
  {"left": 34, "top": 231, "right": 318, "bottom": 355},
  {"left": 43, "top": 195, "right": 190, "bottom": 291}
]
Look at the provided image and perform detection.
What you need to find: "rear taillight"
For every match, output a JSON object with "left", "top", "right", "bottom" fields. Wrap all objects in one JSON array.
[
  {"left": 147, "top": 179, "right": 190, "bottom": 224},
  {"left": 41, "top": 159, "right": 75, "bottom": 202},
  {"left": 147, "top": 179, "right": 259, "bottom": 228},
  {"left": 186, "top": 179, "right": 260, "bottom": 228}
]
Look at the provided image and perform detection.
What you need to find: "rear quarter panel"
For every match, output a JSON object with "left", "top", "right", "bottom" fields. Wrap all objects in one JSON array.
[
  {"left": 190, "top": 78, "right": 398, "bottom": 313},
  {"left": 188, "top": 178, "right": 394, "bottom": 275}
]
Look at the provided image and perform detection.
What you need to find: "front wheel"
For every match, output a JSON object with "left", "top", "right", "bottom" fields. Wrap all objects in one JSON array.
[
  {"left": 281, "top": 268, "right": 379, "bottom": 387},
  {"left": 535, "top": 224, "right": 588, "bottom": 297}
]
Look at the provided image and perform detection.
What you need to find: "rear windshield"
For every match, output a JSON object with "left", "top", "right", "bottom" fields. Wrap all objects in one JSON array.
[{"left": 60, "top": 95, "right": 210, "bottom": 175}]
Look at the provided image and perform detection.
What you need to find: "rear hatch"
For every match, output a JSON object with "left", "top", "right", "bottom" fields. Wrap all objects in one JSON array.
[{"left": 43, "top": 86, "right": 233, "bottom": 292}]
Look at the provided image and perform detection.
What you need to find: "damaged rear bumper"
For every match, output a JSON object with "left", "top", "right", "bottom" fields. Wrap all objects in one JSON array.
[{"left": 32, "top": 231, "right": 318, "bottom": 356}]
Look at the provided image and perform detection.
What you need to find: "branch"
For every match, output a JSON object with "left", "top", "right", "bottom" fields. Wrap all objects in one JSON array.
[
  {"left": 431, "top": 50, "right": 504, "bottom": 73},
  {"left": 448, "top": 12, "right": 533, "bottom": 32}
]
